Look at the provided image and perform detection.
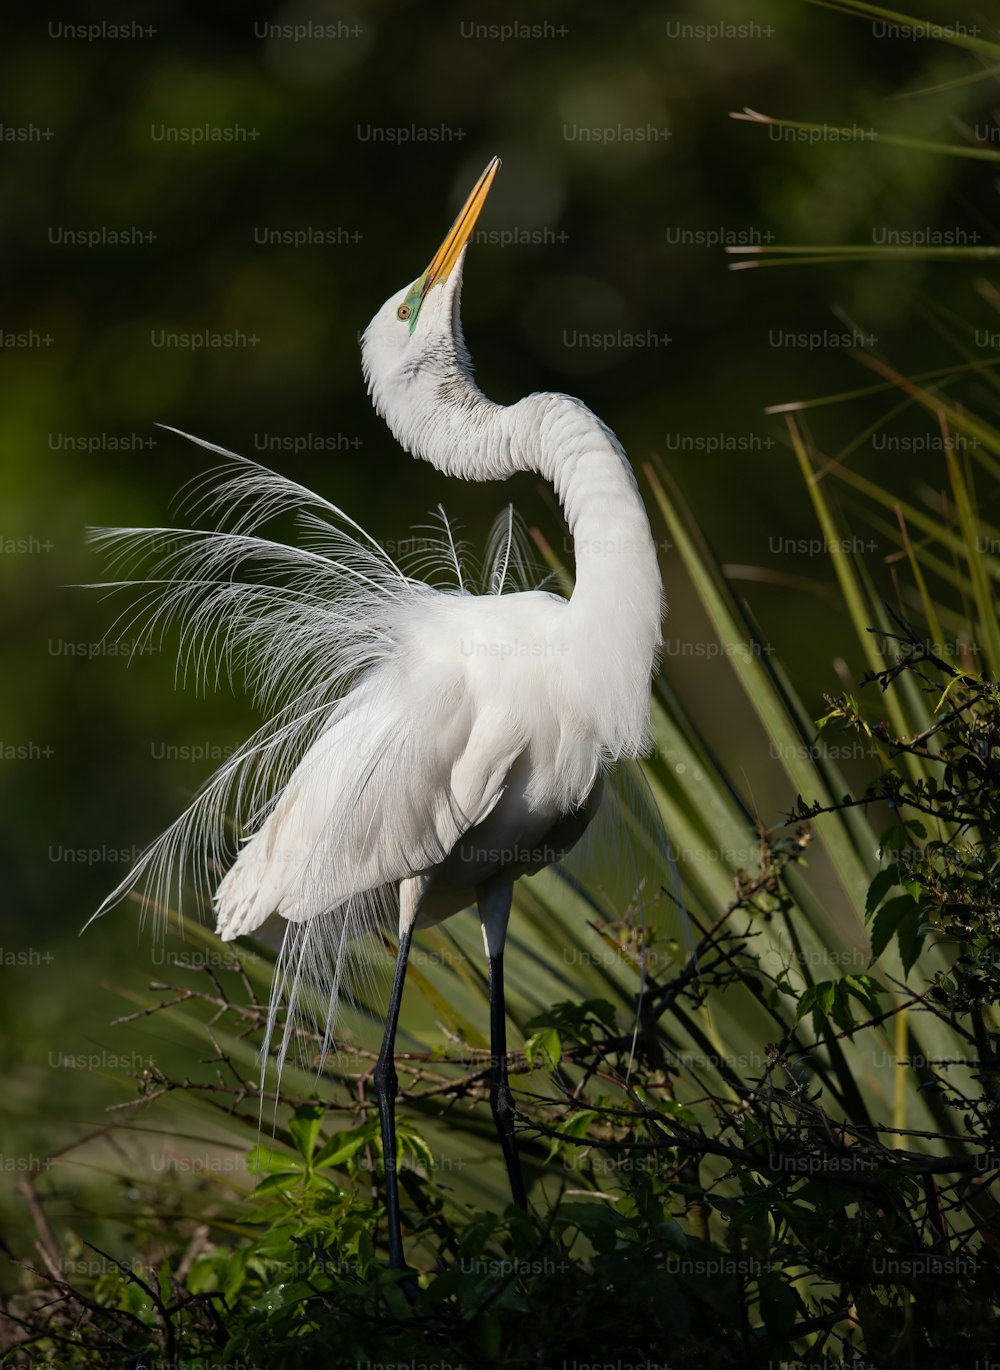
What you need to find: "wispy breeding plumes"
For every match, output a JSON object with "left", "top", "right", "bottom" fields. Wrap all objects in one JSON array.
[{"left": 87, "top": 427, "right": 551, "bottom": 1077}]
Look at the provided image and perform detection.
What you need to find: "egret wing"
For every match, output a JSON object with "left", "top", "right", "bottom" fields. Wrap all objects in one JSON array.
[{"left": 215, "top": 667, "right": 523, "bottom": 938}]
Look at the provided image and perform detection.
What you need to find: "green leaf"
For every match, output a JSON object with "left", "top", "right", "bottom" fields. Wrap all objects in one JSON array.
[
  {"left": 247, "top": 1143, "right": 295, "bottom": 1175},
  {"left": 288, "top": 1102, "right": 325, "bottom": 1165},
  {"left": 561, "top": 1109, "right": 599, "bottom": 1141},
  {"left": 897, "top": 911, "right": 927, "bottom": 975},
  {"left": 758, "top": 1271, "right": 803, "bottom": 1342},
  {"left": 796, "top": 980, "right": 836, "bottom": 1026},
  {"left": 252, "top": 1171, "right": 301, "bottom": 1196},
  {"left": 555, "top": 1201, "right": 629, "bottom": 1250},
  {"left": 524, "top": 1025, "right": 562, "bottom": 1070},
  {"left": 543, "top": 1108, "right": 599, "bottom": 1162},
  {"left": 844, "top": 974, "right": 885, "bottom": 1014},
  {"left": 251, "top": 1280, "right": 314, "bottom": 1315},
  {"left": 870, "top": 894, "right": 919, "bottom": 961},
  {"left": 222, "top": 1249, "right": 248, "bottom": 1303},
  {"left": 865, "top": 865, "right": 900, "bottom": 917},
  {"left": 822, "top": 977, "right": 884, "bottom": 1037},
  {"left": 398, "top": 1125, "right": 435, "bottom": 1172},
  {"left": 185, "top": 1253, "right": 221, "bottom": 1296},
  {"left": 314, "top": 1124, "right": 374, "bottom": 1171},
  {"left": 829, "top": 984, "right": 857, "bottom": 1036}
]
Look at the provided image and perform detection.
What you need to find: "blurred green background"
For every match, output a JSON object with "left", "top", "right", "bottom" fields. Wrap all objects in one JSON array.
[{"left": 2, "top": 0, "right": 998, "bottom": 1224}]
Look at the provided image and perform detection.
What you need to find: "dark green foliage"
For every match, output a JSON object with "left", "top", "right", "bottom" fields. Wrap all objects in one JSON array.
[{"left": 6, "top": 648, "right": 1000, "bottom": 1368}]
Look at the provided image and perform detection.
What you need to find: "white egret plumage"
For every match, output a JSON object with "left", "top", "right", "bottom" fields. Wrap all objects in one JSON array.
[{"left": 93, "top": 158, "right": 664, "bottom": 1269}]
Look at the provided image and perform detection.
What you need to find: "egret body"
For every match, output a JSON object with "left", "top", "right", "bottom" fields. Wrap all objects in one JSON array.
[{"left": 96, "top": 159, "right": 663, "bottom": 1269}]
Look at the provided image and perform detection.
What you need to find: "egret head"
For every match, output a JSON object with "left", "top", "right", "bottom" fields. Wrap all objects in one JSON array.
[{"left": 362, "top": 157, "right": 500, "bottom": 459}]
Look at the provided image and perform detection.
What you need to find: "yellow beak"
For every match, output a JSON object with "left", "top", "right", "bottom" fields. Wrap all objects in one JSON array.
[{"left": 420, "top": 156, "right": 500, "bottom": 300}]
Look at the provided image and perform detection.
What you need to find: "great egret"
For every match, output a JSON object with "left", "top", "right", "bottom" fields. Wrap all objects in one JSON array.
[{"left": 93, "top": 157, "right": 663, "bottom": 1269}]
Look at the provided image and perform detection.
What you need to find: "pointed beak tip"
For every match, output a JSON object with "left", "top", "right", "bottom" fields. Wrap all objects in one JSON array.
[{"left": 422, "top": 156, "right": 502, "bottom": 295}]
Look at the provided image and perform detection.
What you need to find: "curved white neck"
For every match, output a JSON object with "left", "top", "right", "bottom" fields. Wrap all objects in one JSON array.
[
  {"left": 519, "top": 393, "right": 664, "bottom": 756},
  {"left": 405, "top": 382, "right": 663, "bottom": 759}
]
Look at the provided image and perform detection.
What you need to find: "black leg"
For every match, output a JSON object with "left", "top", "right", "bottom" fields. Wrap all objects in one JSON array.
[
  {"left": 487, "top": 943, "right": 527, "bottom": 1209},
  {"left": 373, "top": 919, "right": 415, "bottom": 1270},
  {"left": 479, "top": 876, "right": 527, "bottom": 1209}
]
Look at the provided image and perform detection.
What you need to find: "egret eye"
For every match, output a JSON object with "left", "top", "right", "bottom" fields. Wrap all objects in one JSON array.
[{"left": 397, "top": 304, "right": 411, "bottom": 321}]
